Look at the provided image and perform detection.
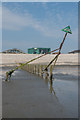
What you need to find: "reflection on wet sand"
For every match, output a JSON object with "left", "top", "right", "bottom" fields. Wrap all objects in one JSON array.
[
  {"left": 44, "top": 76, "right": 56, "bottom": 95},
  {"left": 49, "top": 80, "right": 55, "bottom": 95},
  {"left": 44, "top": 77, "right": 60, "bottom": 102},
  {"left": 2, "top": 66, "right": 78, "bottom": 118}
]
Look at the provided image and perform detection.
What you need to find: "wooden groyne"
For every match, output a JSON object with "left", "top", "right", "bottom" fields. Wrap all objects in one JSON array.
[{"left": 22, "top": 64, "right": 54, "bottom": 81}]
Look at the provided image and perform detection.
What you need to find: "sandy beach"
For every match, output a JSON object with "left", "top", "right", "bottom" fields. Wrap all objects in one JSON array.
[{"left": 0, "top": 53, "right": 79, "bottom": 66}]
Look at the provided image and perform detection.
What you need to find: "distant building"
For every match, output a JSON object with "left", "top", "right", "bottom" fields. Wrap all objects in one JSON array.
[
  {"left": 68, "top": 50, "right": 80, "bottom": 54},
  {"left": 28, "top": 48, "right": 51, "bottom": 54},
  {"left": 2, "top": 48, "right": 25, "bottom": 54}
]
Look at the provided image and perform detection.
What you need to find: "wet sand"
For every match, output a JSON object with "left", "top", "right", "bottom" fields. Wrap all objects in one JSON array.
[{"left": 2, "top": 66, "right": 78, "bottom": 118}]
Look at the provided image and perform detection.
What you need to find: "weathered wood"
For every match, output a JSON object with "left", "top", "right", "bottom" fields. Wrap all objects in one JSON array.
[
  {"left": 34, "top": 65, "right": 36, "bottom": 74},
  {"left": 30, "top": 64, "right": 32, "bottom": 73},
  {"left": 45, "top": 65, "right": 48, "bottom": 79},
  {"left": 28, "top": 64, "right": 30, "bottom": 72},
  {"left": 40, "top": 65, "right": 43, "bottom": 78},
  {"left": 37, "top": 65, "right": 40, "bottom": 76},
  {"left": 31, "top": 64, "right": 34, "bottom": 74},
  {"left": 27, "top": 64, "right": 29, "bottom": 71},
  {"left": 27, "top": 64, "right": 28, "bottom": 71},
  {"left": 49, "top": 65, "right": 53, "bottom": 81},
  {"left": 5, "top": 72, "right": 8, "bottom": 81}
]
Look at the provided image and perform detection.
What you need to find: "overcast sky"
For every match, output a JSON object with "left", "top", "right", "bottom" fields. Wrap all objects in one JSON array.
[{"left": 2, "top": 2, "right": 78, "bottom": 53}]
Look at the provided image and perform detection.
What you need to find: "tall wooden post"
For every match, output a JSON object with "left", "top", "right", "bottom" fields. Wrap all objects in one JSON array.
[
  {"left": 49, "top": 65, "right": 53, "bottom": 83},
  {"left": 45, "top": 65, "right": 48, "bottom": 79}
]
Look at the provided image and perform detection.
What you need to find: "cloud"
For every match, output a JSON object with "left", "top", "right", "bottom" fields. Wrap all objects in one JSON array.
[
  {"left": 2, "top": 6, "right": 64, "bottom": 38},
  {"left": 0, "top": 5, "right": 2, "bottom": 29},
  {"left": 2, "top": 3, "right": 78, "bottom": 42}
]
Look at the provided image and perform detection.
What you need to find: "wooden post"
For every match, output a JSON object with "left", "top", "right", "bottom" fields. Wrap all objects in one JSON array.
[
  {"left": 31, "top": 64, "right": 33, "bottom": 73},
  {"left": 29, "top": 64, "right": 31, "bottom": 72},
  {"left": 30, "top": 64, "right": 32, "bottom": 73},
  {"left": 32, "top": 64, "right": 34, "bottom": 74},
  {"left": 37, "top": 65, "right": 39, "bottom": 76},
  {"left": 25, "top": 65, "right": 27, "bottom": 71},
  {"left": 27, "top": 64, "right": 28, "bottom": 71},
  {"left": 45, "top": 65, "right": 48, "bottom": 79},
  {"left": 34, "top": 65, "right": 36, "bottom": 74},
  {"left": 27, "top": 64, "right": 29, "bottom": 72},
  {"left": 49, "top": 65, "right": 53, "bottom": 82},
  {"left": 29, "top": 64, "right": 30, "bottom": 72},
  {"left": 40, "top": 65, "right": 43, "bottom": 78},
  {"left": 5, "top": 72, "right": 8, "bottom": 81},
  {"left": 33, "top": 64, "right": 34, "bottom": 74}
]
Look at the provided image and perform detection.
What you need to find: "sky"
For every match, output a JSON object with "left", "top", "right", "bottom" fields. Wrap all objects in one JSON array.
[
  {"left": 0, "top": 2, "right": 2, "bottom": 52},
  {"left": 2, "top": 2, "right": 78, "bottom": 53},
  {"left": 79, "top": 1, "right": 80, "bottom": 50},
  {"left": 1, "top": 0, "right": 79, "bottom": 2}
]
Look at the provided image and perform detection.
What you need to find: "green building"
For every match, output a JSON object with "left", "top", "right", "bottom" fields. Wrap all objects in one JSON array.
[{"left": 28, "top": 48, "right": 51, "bottom": 54}]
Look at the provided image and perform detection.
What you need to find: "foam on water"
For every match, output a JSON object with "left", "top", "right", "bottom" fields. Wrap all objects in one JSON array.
[
  {"left": 53, "top": 66, "right": 78, "bottom": 77},
  {"left": 1, "top": 68, "right": 20, "bottom": 82}
]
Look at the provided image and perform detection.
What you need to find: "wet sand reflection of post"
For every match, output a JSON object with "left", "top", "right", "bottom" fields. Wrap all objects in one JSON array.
[
  {"left": 49, "top": 79, "right": 59, "bottom": 101},
  {"left": 49, "top": 80, "right": 55, "bottom": 95}
]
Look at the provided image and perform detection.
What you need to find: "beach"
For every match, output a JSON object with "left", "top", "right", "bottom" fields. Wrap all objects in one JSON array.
[
  {"left": 1, "top": 53, "right": 79, "bottom": 66},
  {"left": 0, "top": 53, "right": 79, "bottom": 118}
]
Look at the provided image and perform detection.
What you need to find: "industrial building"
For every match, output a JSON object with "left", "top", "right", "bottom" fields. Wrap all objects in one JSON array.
[{"left": 28, "top": 48, "right": 51, "bottom": 54}]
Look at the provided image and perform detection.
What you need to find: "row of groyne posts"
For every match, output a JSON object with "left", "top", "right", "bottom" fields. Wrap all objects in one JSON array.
[
  {"left": 21, "top": 63, "right": 55, "bottom": 94},
  {"left": 21, "top": 64, "right": 53, "bottom": 81}
]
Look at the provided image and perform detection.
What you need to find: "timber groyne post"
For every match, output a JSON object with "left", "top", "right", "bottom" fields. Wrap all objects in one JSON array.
[{"left": 22, "top": 64, "right": 53, "bottom": 81}]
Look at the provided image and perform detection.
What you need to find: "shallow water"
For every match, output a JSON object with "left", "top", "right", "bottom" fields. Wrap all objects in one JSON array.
[
  {"left": 48, "top": 79, "right": 78, "bottom": 116},
  {"left": 2, "top": 65, "right": 78, "bottom": 118},
  {"left": 49, "top": 66, "right": 78, "bottom": 117}
]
